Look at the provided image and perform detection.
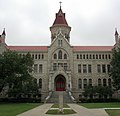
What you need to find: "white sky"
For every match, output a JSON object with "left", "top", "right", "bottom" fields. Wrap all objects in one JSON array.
[{"left": 0, "top": 0, "right": 120, "bottom": 46}]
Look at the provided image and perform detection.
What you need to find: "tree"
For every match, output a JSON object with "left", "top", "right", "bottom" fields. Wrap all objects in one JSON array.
[
  {"left": 0, "top": 50, "right": 38, "bottom": 97},
  {"left": 110, "top": 47, "right": 120, "bottom": 90}
]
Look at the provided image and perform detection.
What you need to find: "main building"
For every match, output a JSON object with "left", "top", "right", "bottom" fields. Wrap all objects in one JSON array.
[{"left": 0, "top": 6, "right": 120, "bottom": 102}]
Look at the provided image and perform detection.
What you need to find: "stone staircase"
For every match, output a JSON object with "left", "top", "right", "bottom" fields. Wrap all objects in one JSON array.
[{"left": 46, "top": 91, "right": 74, "bottom": 103}]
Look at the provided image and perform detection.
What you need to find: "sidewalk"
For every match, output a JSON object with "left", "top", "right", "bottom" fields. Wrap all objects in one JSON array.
[{"left": 17, "top": 103, "right": 109, "bottom": 116}]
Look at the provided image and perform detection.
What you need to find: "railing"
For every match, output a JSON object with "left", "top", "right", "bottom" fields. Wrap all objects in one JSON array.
[{"left": 44, "top": 91, "right": 52, "bottom": 103}]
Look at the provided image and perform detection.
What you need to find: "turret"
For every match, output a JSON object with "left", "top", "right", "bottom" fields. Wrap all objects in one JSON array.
[{"left": 50, "top": 3, "right": 71, "bottom": 43}]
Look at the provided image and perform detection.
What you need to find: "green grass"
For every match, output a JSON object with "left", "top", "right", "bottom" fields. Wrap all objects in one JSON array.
[
  {"left": 105, "top": 109, "right": 120, "bottom": 116},
  {"left": 0, "top": 103, "right": 41, "bottom": 116},
  {"left": 46, "top": 109, "right": 76, "bottom": 115},
  {"left": 79, "top": 102, "right": 120, "bottom": 108},
  {"left": 51, "top": 104, "right": 70, "bottom": 108}
]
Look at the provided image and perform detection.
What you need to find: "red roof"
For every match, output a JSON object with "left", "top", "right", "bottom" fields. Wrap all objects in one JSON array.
[
  {"left": 73, "top": 46, "right": 113, "bottom": 51},
  {"left": 53, "top": 8, "right": 68, "bottom": 26},
  {"left": 7, "top": 46, "right": 48, "bottom": 51}
]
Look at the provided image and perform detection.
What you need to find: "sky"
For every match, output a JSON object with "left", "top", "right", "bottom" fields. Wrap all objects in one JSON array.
[{"left": 0, "top": 0, "right": 120, "bottom": 46}]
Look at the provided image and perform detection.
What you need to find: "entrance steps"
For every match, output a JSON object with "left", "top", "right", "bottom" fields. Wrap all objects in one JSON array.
[{"left": 46, "top": 91, "right": 74, "bottom": 103}]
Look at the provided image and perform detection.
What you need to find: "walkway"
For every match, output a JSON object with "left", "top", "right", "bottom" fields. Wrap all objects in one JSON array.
[{"left": 17, "top": 103, "right": 109, "bottom": 116}]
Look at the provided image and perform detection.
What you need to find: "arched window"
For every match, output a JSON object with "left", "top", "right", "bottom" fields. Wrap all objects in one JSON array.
[
  {"left": 103, "top": 79, "right": 106, "bottom": 86},
  {"left": 98, "top": 78, "right": 101, "bottom": 86},
  {"left": 39, "top": 78, "right": 42, "bottom": 88},
  {"left": 54, "top": 53, "right": 57, "bottom": 59},
  {"left": 83, "top": 79, "right": 87, "bottom": 88},
  {"left": 78, "top": 79, "right": 82, "bottom": 89},
  {"left": 108, "top": 78, "right": 111, "bottom": 87},
  {"left": 34, "top": 78, "right": 37, "bottom": 84},
  {"left": 42, "top": 54, "right": 44, "bottom": 59},
  {"left": 89, "top": 79, "right": 92, "bottom": 86},
  {"left": 64, "top": 54, "right": 67, "bottom": 59},
  {"left": 58, "top": 50, "right": 62, "bottom": 59},
  {"left": 77, "top": 54, "right": 79, "bottom": 59}
]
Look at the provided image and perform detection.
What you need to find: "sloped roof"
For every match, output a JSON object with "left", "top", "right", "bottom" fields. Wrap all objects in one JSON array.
[
  {"left": 53, "top": 8, "right": 68, "bottom": 26},
  {"left": 73, "top": 46, "right": 113, "bottom": 52},
  {"left": 7, "top": 46, "right": 48, "bottom": 51}
]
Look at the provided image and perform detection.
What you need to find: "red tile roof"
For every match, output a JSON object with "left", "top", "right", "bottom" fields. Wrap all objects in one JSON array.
[
  {"left": 7, "top": 46, "right": 48, "bottom": 51},
  {"left": 53, "top": 8, "right": 68, "bottom": 26},
  {"left": 73, "top": 46, "right": 113, "bottom": 51}
]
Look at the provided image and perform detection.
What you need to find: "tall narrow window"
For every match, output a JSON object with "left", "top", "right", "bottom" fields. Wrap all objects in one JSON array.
[
  {"left": 54, "top": 53, "right": 57, "bottom": 59},
  {"left": 34, "top": 64, "right": 38, "bottom": 73},
  {"left": 102, "top": 64, "right": 106, "bottom": 73},
  {"left": 97, "top": 64, "right": 101, "bottom": 73},
  {"left": 78, "top": 64, "right": 81, "bottom": 73},
  {"left": 89, "top": 54, "right": 92, "bottom": 59},
  {"left": 80, "top": 54, "right": 82, "bottom": 59},
  {"left": 89, "top": 79, "right": 92, "bottom": 86},
  {"left": 42, "top": 54, "right": 44, "bottom": 59},
  {"left": 107, "top": 64, "right": 111, "bottom": 73},
  {"left": 77, "top": 54, "right": 79, "bottom": 59},
  {"left": 58, "top": 50, "right": 62, "bottom": 59},
  {"left": 64, "top": 54, "right": 67, "bottom": 59},
  {"left": 78, "top": 79, "right": 82, "bottom": 89},
  {"left": 38, "top": 54, "right": 41, "bottom": 59},
  {"left": 93, "top": 54, "right": 95, "bottom": 59},
  {"left": 96, "top": 54, "right": 98, "bottom": 59},
  {"left": 99, "top": 54, "right": 101, "bottom": 59},
  {"left": 83, "top": 64, "right": 87, "bottom": 73},
  {"left": 102, "top": 54, "right": 104, "bottom": 59},
  {"left": 86, "top": 54, "right": 88, "bottom": 59},
  {"left": 83, "top": 79, "right": 87, "bottom": 88},
  {"left": 88, "top": 64, "right": 92, "bottom": 73},
  {"left": 39, "top": 78, "right": 42, "bottom": 88},
  {"left": 108, "top": 78, "right": 111, "bottom": 87},
  {"left": 39, "top": 64, "right": 43, "bottom": 73},
  {"left": 103, "top": 79, "right": 107, "bottom": 86},
  {"left": 98, "top": 79, "right": 101, "bottom": 86},
  {"left": 35, "top": 54, "right": 37, "bottom": 59}
]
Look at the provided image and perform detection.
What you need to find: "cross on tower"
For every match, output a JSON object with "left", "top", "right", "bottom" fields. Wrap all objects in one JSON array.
[{"left": 59, "top": 1, "right": 62, "bottom": 8}]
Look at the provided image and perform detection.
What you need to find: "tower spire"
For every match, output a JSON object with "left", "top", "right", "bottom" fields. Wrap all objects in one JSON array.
[
  {"left": 2, "top": 28, "right": 6, "bottom": 36},
  {"left": 115, "top": 28, "right": 119, "bottom": 35},
  {"left": 59, "top": 1, "right": 62, "bottom": 9}
]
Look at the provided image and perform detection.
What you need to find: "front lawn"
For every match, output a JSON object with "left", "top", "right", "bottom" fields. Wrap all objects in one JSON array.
[
  {"left": 0, "top": 103, "right": 41, "bottom": 116},
  {"left": 105, "top": 109, "right": 120, "bottom": 116},
  {"left": 79, "top": 102, "right": 120, "bottom": 108}
]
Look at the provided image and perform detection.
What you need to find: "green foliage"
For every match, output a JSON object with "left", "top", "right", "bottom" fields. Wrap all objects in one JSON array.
[
  {"left": 83, "top": 86, "right": 113, "bottom": 99},
  {"left": 106, "top": 109, "right": 120, "bottom": 116},
  {"left": 110, "top": 47, "right": 120, "bottom": 90},
  {"left": 0, "top": 50, "right": 39, "bottom": 98}
]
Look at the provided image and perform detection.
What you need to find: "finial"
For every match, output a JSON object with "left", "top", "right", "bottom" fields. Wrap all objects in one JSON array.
[
  {"left": 59, "top": 1, "right": 62, "bottom": 9},
  {"left": 2, "top": 28, "right": 6, "bottom": 35},
  {"left": 115, "top": 28, "right": 118, "bottom": 35}
]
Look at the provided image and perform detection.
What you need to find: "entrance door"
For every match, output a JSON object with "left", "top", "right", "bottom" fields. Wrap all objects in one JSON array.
[{"left": 55, "top": 75, "right": 66, "bottom": 91}]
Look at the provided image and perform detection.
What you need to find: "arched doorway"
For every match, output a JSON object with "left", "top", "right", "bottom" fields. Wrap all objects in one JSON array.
[{"left": 55, "top": 75, "right": 66, "bottom": 91}]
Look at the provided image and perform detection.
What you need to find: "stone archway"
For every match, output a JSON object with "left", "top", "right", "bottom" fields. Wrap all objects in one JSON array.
[{"left": 55, "top": 75, "right": 66, "bottom": 91}]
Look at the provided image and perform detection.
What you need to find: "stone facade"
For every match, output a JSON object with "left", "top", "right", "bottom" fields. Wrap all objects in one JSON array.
[{"left": 0, "top": 7, "right": 120, "bottom": 101}]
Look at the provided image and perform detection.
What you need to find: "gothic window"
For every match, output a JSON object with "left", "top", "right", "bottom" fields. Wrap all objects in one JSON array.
[
  {"left": 32, "top": 54, "right": 34, "bottom": 59},
  {"left": 83, "top": 79, "right": 87, "bottom": 88},
  {"left": 108, "top": 54, "right": 111, "bottom": 59},
  {"left": 78, "top": 79, "right": 82, "bottom": 89},
  {"left": 83, "top": 64, "right": 87, "bottom": 73},
  {"left": 98, "top": 79, "right": 101, "bottom": 86},
  {"left": 99, "top": 54, "right": 101, "bottom": 59},
  {"left": 105, "top": 54, "right": 108, "bottom": 59},
  {"left": 108, "top": 78, "right": 111, "bottom": 87},
  {"left": 89, "top": 54, "right": 92, "bottom": 59},
  {"left": 39, "top": 78, "right": 42, "bottom": 88},
  {"left": 97, "top": 64, "right": 101, "bottom": 73},
  {"left": 64, "top": 54, "right": 67, "bottom": 59},
  {"left": 35, "top": 54, "right": 37, "bottom": 59},
  {"left": 78, "top": 64, "right": 81, "bottom": 73},
  {"left": 80, "top": 54, "right": 82, "bottom": 59},
  {"left": 93, "top": 54, "right": 95, "bottom": 59},
  {"left": 103, "top": 79, "right": 107, "bottom": 86},
  {"left": 34, "top": 64, "right": 38, "bottom": 73},
  {"left": 107, "top": 64, "right": 111, "bottom": 73},
  {"left": 102, "top": 64, "right": 106, "bottom": 73},
  {"left": 42, "top": 54, "right": 44, "bottom": 59},
  {"left": 34, "top": 78, "right": 37, "bottom": 84},
  {"left": 88, "top": 64, "right": 92, "bottom": 73},
  {"left": 54, "top": 53, "right": 57, "bottom": 59},
  {"left": 96, "top": 54, "right": 98, "bottom": 59},
  {"left": 38, "top": 54, "right": 40, "bottom": 59},
  {"left": 58, "top": 50, "right": 62, "bottom": 59},
  {"left": 86, "top": 54, "right": 88, "bottom": 59},
  {"left": 102, "top": 54, "right": 104, "bottom": 59},
  {"left": 77, "top": 54, "right": 79, "bottom": 59},
  {"left": 39, "top": 64, "right": 43, "bottom": 73},
  {"left": 83, "top": 54, "right": 85, "bottom": 59},
  {"left": 89, "top": 79, "right": 92, "bottom": 86}
]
